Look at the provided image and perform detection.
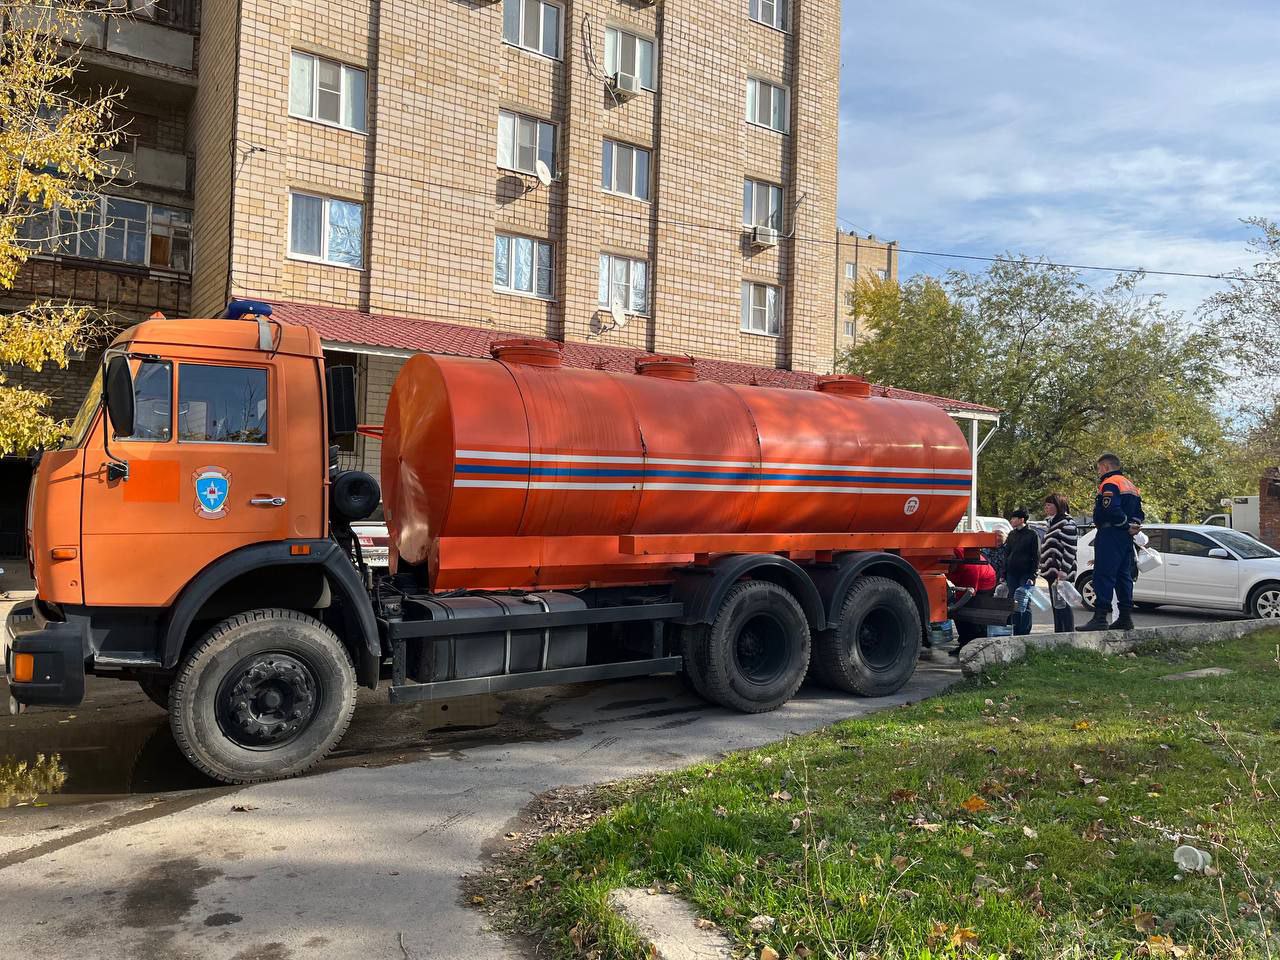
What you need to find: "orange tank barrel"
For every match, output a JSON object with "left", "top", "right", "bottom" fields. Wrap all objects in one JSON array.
[{"left": 381, "top": 342, "right": 973, "bottom": 590}]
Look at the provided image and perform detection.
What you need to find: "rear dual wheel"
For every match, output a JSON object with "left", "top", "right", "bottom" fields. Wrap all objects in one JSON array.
[
  {"left": 682, "top": 580, "right": 810, "bottom": 713},
  {"left": 811, "top": 576, "right": 920, "bottom": 697}
]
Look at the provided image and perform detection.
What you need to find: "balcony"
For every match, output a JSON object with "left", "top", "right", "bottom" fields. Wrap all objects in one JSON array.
[{"left": 100, "top": 145, "right": 191, "bottom": 192}]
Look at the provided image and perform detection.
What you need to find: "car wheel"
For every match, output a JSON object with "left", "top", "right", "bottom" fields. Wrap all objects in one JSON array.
[
  {"left": 1248, "top": 583, "right": 1280, "bottom": 620},
  {"left": 1076, "top": 572, "right": 1095, "bottom": 610}
]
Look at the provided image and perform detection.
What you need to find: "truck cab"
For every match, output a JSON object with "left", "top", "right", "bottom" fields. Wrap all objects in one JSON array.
[{"left": 7, "top": 304, "right": 382, "bottom": 782}]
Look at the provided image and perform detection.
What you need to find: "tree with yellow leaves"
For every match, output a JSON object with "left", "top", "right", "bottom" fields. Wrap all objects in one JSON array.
[{"left": 1, "top": 0, "right": 125, "bottom": 454}]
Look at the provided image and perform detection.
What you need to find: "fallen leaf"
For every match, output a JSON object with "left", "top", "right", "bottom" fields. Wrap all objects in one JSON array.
[
  {"left": 770, "top": 790, "right": 793, "bottom": 802},
  {"left": 960, "top": 795, "right": 990, "bottom": 814},
  {"left": 1073, "top": 720, "right": 1092, "bottom": 730},
  {"left": 1133, "top": 908, "right": 1157, "bottom": 933},
  {"left": 951, "top": 926, "right": 980, "bottom": 949},
  {"left": 469, "top": 895, "right": 485, "bottom": 905},
  {"left": 889, "top": 789, "right": 918, "bottom": 805},
  {"left": 748, "top": 915, "right": 776, "bottom": 933},
  {"left": 1023, "top": 825, "right": 1038, "bottom": 839},
  {"left": 230, "top": 805, "right": 257, "bottom": 813},
  {"left": 1082, "top": 820, "right": 1106, "bottom": 842},
  {"left": 714, "top": 805, "right": 728, "bottom": 817},
  {"left": 569, "top": 924, "right": 585, "bottom": 949},
  {"left": 960, "top": 845, "right": 975, "bottom": 858},
  {"left": 694, "top": 918, "right": 717, "bottom": 931},
  {"left": 789, "top": 817, "right": 802, "bottom": 833},
  {"left": 760, "top": 948, "right": 780, "bottom": 960},
  {"left": 914, "top": 820, "right": 943, "bottom": 833},
  {"left": 523, "top": 875, "right": 543, "bottom": 890},
  {"left": 891, "top": 855, "right": 910, "bottom": 871}
]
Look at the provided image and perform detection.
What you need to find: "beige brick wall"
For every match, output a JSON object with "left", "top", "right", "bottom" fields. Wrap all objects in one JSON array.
[
  {"left": 190, "top": 0, "right": 242, "bottom": 316},
  {"left": 192, "top": 0, "right": 841, "bottom": 375},
  {"left": 834, "top": 231, "right": 897, "bottom": 355}
]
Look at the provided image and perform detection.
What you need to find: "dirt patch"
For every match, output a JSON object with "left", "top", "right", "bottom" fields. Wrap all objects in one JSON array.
[
  {"left": 121, "top": 857, "right": 221, "bottom": 928},
  {"left": 462, "top": 776, "right": 659, "bottom": 940},
  {"left": 230, "top": 944, "right": 292, "bottom": 960}
]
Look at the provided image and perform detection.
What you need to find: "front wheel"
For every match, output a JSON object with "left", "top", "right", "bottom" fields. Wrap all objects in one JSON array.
[
  {"left": 1076, "top": 572, "right": 1096, "bottom": 610},
  {"left": 170, "top": 608, "right": 356, "bottom": 784},
  {"left": 1248, "top": 583, "right": 1280, "bottom": 620},
  {"left": 812, "top": 576, "right": 920, "bottom": 697}
]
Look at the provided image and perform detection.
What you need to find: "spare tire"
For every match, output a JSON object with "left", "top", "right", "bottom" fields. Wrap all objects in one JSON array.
[{"left": 812, "top": 576, "right": 920, "bottom": 697}]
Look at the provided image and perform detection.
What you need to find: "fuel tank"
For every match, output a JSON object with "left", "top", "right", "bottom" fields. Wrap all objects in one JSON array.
[{"left": 381, "top": 340, "right": 973, "bottom": 590}]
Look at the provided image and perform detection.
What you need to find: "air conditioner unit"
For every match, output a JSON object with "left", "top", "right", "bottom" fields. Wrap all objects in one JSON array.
[
  {"left": 609, "top": 73, "right": 643, "bottom": 98},
  {"left": 751, "top": 225, "right": 780, "bottom": 247}
]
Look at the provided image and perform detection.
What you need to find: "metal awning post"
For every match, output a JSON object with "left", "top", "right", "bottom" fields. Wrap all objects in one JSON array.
[{"left": 950, "top": 411, "right": 1001, "bottom": 531}]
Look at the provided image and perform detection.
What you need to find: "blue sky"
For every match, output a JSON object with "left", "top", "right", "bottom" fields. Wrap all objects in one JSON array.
[{"left": 837, "top": 1, "right": 1280, "bottom": 316}]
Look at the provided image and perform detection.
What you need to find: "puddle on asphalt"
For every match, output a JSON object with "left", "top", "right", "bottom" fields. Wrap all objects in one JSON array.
[{"left": 0, "top": 691, "right": 571, "bottom": 809}]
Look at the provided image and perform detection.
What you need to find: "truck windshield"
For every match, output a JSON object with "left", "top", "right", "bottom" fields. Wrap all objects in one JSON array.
[
  {"left": 1213, "top": 530, "right": 1279, "bottom": 560},
  {"left": 61, "top": 369, "right": 103, "bottom": 450}
]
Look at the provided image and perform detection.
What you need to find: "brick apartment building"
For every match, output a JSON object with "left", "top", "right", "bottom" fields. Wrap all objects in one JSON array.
[
  {"left": 1, "top": 0, "right": 852, "bottom": 547},
  {"left": 834, "top": 230, "right": 897, "bottom": 355}
]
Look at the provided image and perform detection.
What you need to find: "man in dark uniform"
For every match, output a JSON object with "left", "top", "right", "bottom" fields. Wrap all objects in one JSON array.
[{"left": 1080, "top": 453, "right": 1144, "bottom": 631}]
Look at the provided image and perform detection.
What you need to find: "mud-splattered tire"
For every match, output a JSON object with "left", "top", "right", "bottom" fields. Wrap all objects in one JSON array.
[
  {"left": 170, "top": 608, "right": 356, "bottom": 785},
  {"left": 812, "top": 576, "right": 920, "bottom": 697},
  {"left": 136, "top": 675, "right": 172, "bottom": 710},
  {"left": 699, "top": 580, "right": 810, "bottom": 714}
]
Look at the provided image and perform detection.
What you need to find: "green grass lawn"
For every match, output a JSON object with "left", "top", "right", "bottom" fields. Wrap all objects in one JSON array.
[{"left": 480, "top": 632, "right": 1280, "bottom": 960}]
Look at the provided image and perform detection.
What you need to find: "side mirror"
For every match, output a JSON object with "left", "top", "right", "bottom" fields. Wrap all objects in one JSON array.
[
  {"left": 1207, "top": 548, "right": 1232, "bottom": 560},
  {"left": 326, "top": 365, "right": 357, "bottom": 437},
  {"left": 104, "top": 355, "right": 135, "bottom": 438}
]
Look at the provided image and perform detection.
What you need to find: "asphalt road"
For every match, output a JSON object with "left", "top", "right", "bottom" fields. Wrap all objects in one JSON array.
[{"left": 0, "top": 576, "right": 1252, "bottom": 960}]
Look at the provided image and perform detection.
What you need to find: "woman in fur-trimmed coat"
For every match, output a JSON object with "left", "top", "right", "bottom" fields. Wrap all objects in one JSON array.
[{"left": 1039, "top": 493, "right": 1079, "bottom": 633}]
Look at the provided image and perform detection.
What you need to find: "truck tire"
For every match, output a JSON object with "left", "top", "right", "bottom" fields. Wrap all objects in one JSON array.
[
  {"left": 699, "top": 580, "right": 810, "bottom": 713},
  {"left": 813, "top": 576, "right": 920, "bottom": 697},
  {"left": 169, "top": 608, "right": 356, "bottom": 785},
  {"left": 137, "top": 675, "right": 172, "bottom": 711},
  {"left": 679, "top": 625, "right": 711, "bottom": 698}
]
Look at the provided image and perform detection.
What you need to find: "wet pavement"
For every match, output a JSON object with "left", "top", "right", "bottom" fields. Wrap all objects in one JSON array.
[{"left": 0, "top": 647, "right": 962, "bottom": 959}]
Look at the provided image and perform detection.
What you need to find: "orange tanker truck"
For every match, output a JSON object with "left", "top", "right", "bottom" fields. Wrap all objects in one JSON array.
[{"left": 5, "top": 302, "right": 995, "bottom": 784}]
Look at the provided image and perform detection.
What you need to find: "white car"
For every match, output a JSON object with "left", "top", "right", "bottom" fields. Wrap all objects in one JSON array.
[
  {"left": 1075, "top": 523, "right": 1280, "bottom": 620},
  {"left": 350, "top": 506, "right": 390, "bottom": 573},
  {"left": 956, "top": 516, "right": 1013, "bottom": 535}
]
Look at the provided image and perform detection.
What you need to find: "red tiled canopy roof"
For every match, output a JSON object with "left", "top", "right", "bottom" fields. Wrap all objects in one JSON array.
[{"left": 267, "top": 300, "right": 999, "bottom": 416}]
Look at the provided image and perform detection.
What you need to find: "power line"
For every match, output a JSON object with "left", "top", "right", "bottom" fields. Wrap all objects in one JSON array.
[{"left": 267, "top": 152, "right": 1279, "bottom": 288}]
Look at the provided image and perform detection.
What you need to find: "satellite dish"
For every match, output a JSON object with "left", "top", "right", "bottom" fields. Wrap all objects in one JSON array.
[
  {"left": 535, "top": 160, "right": 553, "bottom": 187},
  {"left": 610, "top": 300, "right": 628, "bottom": 329}
]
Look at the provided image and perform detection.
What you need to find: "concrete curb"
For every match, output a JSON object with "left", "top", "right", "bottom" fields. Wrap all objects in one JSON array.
[
  {"left": 958, "top": 618, "right": 1276, "bottom": 677},
  {"left": 608, "top": 889, "right": 735, "bottom": 960}
]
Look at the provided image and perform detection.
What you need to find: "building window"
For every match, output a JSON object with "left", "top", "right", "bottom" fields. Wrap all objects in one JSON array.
[
  {"left": 844, "top": 320, "right": 855, "bottom": 337},
  {"left": 844, "top": 290, "right": 855, "bottom": 307},
  {"left": 746, "top": 78, "right": 789, "bottom": 133},
  {"left": 289, "top": 51, "right": 367, "bottom": 133},
  {"left": 602, "top": 140, "right": 650, "bottom": 200},
  {"left": 503, "top": 0, "right": 562, "bottom": 59},
  {"left": 741, "top": 282, "right": 782, "bottom": 336},
  {"left": 494, "top": 233, "right": 554, "bottom": 299},
  {"left": 604, "top": 27, "right": 655, "bottom": 90},
  {"left": 875, "top": 268, "right": 889, "bottom": 281},
  {"left": 598, "top": 254, "right": 649, "bottom": 315},
  {"left": 497, "top": 110, "right": 556, "bottom": 176},
  {"left": 288, "top": 191, "right": 364, "bottom": 268},
  {"left": 742, "top": 179, "right": 783, "bottom": 230},
  {"left": 20, "top": 196, "right": 192, "bottom": 271},
  {"left": 749, "top": 0, "right": 788, "bottom": 31},
  {"left": 844, "top": 262, "right": 854, "bottom": 280}
]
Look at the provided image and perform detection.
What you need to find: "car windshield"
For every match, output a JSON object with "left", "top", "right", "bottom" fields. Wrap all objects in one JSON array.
[
  {"left": 61, "top": 370, "right": 103, "bottom": 449},
  {"left": 1212, "top": 530, "right": 1280, "bottom": 560}
]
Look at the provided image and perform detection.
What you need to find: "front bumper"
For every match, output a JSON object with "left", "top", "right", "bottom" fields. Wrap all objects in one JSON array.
[{"left": 5, "top": 602, "right": 86, "bottom": 707}]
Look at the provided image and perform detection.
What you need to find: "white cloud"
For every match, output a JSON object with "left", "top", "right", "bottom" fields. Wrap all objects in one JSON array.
[{"left": 837, "top": 0, "right": 1280, "bottom": 314}]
